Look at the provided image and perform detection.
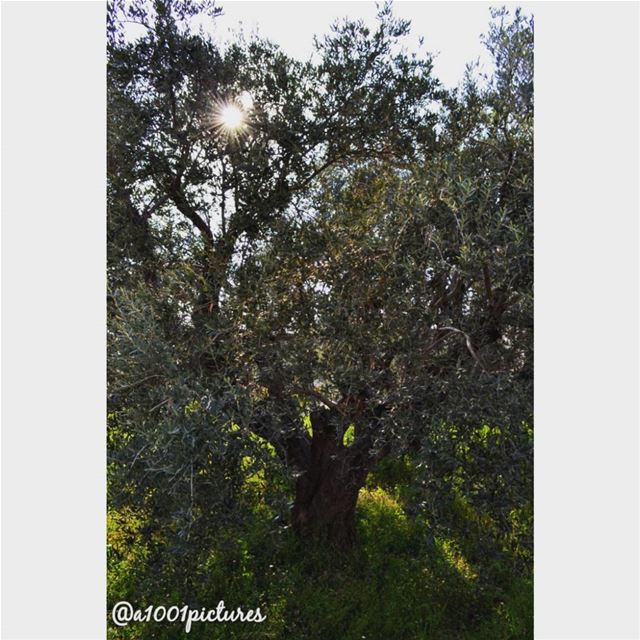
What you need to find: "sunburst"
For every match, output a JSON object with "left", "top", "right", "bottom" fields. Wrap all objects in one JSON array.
[
  {"left": 208, "top": 93, "right": 254, "bottom": 141},
  {"left": 219, "top": 104, "right": 244, "bottom": 130}
]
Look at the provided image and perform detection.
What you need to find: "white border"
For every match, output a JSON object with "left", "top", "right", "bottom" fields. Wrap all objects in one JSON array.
[
  {"left": 1, "top": 2, "right": 106, "bottom": 639},
  {"left": 534, "top": 2, "right": 639, "bottom": 638}
]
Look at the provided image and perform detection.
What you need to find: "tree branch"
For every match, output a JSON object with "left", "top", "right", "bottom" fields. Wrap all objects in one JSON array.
[{"left": 167, "top": 178, "right": 214, "bottom": 248}]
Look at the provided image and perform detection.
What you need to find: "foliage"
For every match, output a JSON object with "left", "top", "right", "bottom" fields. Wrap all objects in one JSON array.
[
  {"left": 108, "top": 0, "right": 533, "bottom": 636},
  {"left": 108, "top": 481, "right": 532, "bottom": 640}
]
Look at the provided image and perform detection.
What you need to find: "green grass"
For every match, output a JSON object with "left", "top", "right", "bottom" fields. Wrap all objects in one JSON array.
[{"left": 108, "top": 483, "right": 532, "bottom": 640}]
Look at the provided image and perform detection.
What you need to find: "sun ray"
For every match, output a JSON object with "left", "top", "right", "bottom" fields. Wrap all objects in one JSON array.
[
  {"left": 219, "top": 104, "right": 244, "bottom": 130},
  {"left": 207, "top": 94, "right": 254, "bottom": 142}
]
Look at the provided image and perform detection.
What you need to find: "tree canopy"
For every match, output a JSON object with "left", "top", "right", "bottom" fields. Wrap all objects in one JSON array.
[{"left": 108, "top": 0, "right": 532, "bottom": 554}]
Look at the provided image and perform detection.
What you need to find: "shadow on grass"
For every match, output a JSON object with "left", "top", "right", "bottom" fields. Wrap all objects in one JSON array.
[{"left": 108, "top": 487, "right": 532, "bottom": 640}]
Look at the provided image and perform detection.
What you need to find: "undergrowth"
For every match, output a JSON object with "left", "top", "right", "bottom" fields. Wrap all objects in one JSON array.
[{"left": 108, "top": 481, "right": 532, "bottom": 640}]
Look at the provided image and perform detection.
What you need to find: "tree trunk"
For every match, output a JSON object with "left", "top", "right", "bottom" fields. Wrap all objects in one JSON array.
[
  {"left": 291, "top": 462, "right": 366, "bottom": 547},
  {"left": 290, "top": 410, "right": 369, "bottom": 547}
]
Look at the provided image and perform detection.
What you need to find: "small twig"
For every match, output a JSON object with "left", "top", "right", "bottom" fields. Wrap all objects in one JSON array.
[
  {"left": 128, "top": 444, "right": 149, "bottom": 471},
  {"left": 436, "top": 326, "right": 488, "bottom": 372},
  {"left": 149, "top": 398, "right": 171, "bottom": 413},
  {"left": 291, "top": 385, "right": 342, "bottom": 413},
  {"left": 111, "top": 374, "right": 160, "bottom": 395}
]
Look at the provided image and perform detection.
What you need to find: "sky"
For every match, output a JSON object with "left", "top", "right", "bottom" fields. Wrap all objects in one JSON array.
[{"left": 209, "top": 1, "right": 499, "bottom": 88}]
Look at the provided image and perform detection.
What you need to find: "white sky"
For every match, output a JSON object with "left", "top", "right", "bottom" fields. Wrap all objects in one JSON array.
[{"left": 211, "top": 1, "right": 500, "bottom": 88}]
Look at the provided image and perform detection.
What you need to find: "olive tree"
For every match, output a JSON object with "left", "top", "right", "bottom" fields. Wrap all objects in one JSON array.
[{"left": 108, "top": 0, "right": 532, "bottom": 548}]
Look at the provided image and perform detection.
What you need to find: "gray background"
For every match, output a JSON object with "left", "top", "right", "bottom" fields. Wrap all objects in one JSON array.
[
  {"left": 1, "top": 1, "right": 106, "bottom": 638},
  {"left": 1, "top": 1, "right": 638, "bottom": 638}
]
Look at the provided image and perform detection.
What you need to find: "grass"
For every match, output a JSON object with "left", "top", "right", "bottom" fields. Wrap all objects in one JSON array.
[{"left": 108, "top": 481, "right": 532, "bottom": 640}]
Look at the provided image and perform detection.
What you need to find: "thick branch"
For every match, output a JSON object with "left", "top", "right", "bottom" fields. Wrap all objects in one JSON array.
[
  {"left": 248, "top": 411, "right": 311, "bottom": 470},
  {"left": 167, "top": 179, "right": 214, "bottom": 248}
]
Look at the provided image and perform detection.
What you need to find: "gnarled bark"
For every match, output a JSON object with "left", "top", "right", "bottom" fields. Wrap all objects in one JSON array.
[{"left": 291, "top": 409, "right": 370, "bottom": 547}]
